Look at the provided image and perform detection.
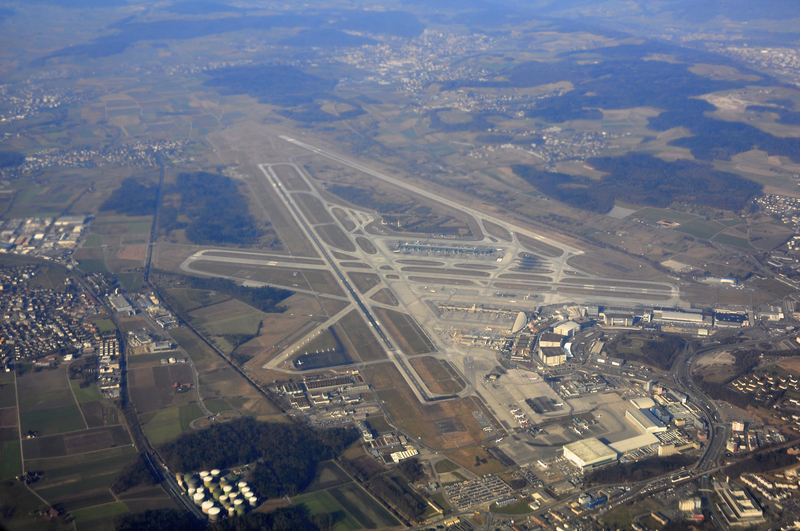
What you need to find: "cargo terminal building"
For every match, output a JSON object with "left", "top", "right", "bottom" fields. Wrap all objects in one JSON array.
[
  {"left": 563, "top": 438, "right": 618, "bottom": 472},
  {"left": 626, "top": 408, "right": 667, "bottom": 434}
]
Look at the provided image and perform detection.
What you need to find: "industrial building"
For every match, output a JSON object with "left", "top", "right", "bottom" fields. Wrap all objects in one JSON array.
[
  {"left": 652, "top": 310, "right": 710, "bottom": 325},
  {"left": 758, "top": 305, "right": 784, "bottom": 321},
  {"left": 608, "top": 433, "right": 660, "bottom": 455},
  {"left": 554, "top": 321, "right": 581, "bottom": 337},
  {"left": 539, "top": 346, "right": 567, "bottom": 366},
  {"left": 714, "top": 480, "right": 765, "bottom": 527},
  {"left": 630, "top": 397, "right": 656, "bottom": 409},
  {"left": 510, "top": 334, "right": 533, "bottom": 362},
  {"left": 601, "top": 313, "right": 635, "bottom": 326},
  {"left": 539, "top": 333, "right": 564, "bottom": 348},
  {"left": 626, "top": 408, "right": 667, "bottom": 434},
  {"left": 563, "top": 438, "right": 618, "bottom": 471},
  {"left": 108, "top": 294, "right": 133, "bottom": 314}
]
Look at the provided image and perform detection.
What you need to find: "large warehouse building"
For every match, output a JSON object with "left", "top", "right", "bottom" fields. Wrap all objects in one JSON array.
[
  {"left": 563, "top": 438, "right": 618, "bottom": 471},
  {"left": 626, "top": 408, "right": 667, "bottom": 434},
  {"left": 539, "top": 347, "right": 567, "bottom": 366},
  {"left": 608, "top": 433, "right": 660, "bottom": 455}
]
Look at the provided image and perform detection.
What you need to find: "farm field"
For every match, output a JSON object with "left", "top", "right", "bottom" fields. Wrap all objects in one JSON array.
[
  {"left": 140, "top": 403, "right": 204, "bottom": 445},
  {"left": 0, "top": 441, "right": 22, "bottom": 480},
  {"left": 292, "top": 468, "right": 399, "bottom": 531},
  {"left": 292, "top": 490, "right": 361, "bottom": 531},
  {"left": 17, "top": 365, "right": 86, "bottom": 436},
  {"left": 168, "top": 326, "right": 282, "bottom": 419},
  {"left": 28, "top": 445, "right": 138, "bottom": 511}
]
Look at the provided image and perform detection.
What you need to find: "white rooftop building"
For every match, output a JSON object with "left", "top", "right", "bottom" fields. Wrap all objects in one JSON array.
[
  {"left": 626, "top": 408, "right": 667, "bottom": 434},
  {"left": 563, "top": 438, "right": 617, "bottom": 471},
  {"left": 630, "top": 397, "right": 656, "bottom": 409},
  {"left": 608, "top": 433, "right": 660, "bottom": 454},
  {"left": 554, "top": 321, "right": 581, "bottom": 337}
]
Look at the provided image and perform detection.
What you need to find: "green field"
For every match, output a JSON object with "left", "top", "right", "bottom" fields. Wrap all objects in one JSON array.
[
  {"left": 71, "top": 501, "right": 128, "bottom": 524},
  {"left": 293, "top": 490, "right": 361, "bottom": 531},
  {"left": 166, "top": 288, "right": 230, "bottom": 313},
  {"left": 127, "top": 221, "right": 152, "bottom": 234},
  {"left": 20, "top": 404, "right": 86, "bottom": 435},
  {"left": 18, "top": 389, "right": 73, "bottom": 408},
  {"left": 303, "top": 461, "right": 351, "bottom": 493},
  {"left": 70, "top": 380, "right": 103, "bottom": 404},
  {"left": 491, "top": 498, "right": 532, "bottom": 515},
  {"left": 190, "top": 299, "right": 264, "bottom": 336},
  {"left": 116, "top": 272, "right": 143, "bottom": 292},
  {"left": 0, "top": 373, "right": 16, "bottom": 408},
  {"left": 675, "top": 218, "right": 726, "bottom": 239},
  {"left": 364, "top": 416, "right": 393, "bottom": 434},
  {"left": 141, "top": 407, "right": 182, "bottom": 445},
  {"left": 180, "top": 403, "right": 204, "bottom": 431},
  {"left": 751, "top": 277, "right": 797, "bottom": 298},
  {"left": 93, "top": 319, "right": 117, "bottom": 333},
  {"left": 328, "top": 482, "right": 400, "bottom": 529},
  {"left": 603, "top": 505, "right": 634, "bottom": 529},
  {"left": 430, "top": 492, "right": 451, "bottom": 513},
  {"left": 712, "top": 233, "right": 753, "bottom": 248},
  {"left": 141, "top": 403, "right": 204, "bottom": 445},
  {"left": 202, "top": 398, "right": 230, "bottom": 414},
  {"left": 31, "top": 447, "right": 137, "bottom": 502},
  {"left": 633, "top": 207, "right": 698, "bottom": 224},
  {"left": 83, "top": 234, "right": 103, "bottom": 247},
  {"left": 0, "top": 480, "right": 47, "bottom": 529},
  {"left": 434, "top": 459, "right": 460, "bottom": 474},
  {"left": 0, "top": 441, "right": 22, "bottom": 480},
  {"left": 77, "top": 259, "right": 109, "bottom": 273}
]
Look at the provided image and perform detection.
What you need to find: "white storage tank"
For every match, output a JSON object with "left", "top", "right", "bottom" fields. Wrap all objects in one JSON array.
[
  {"left": 223, "top": 485, "right": 233, "bottom": 493},
  {"left": 211, "top": 469, "right": 220, "bottom": 477},
  {"left": 237, "top": 481, "right": 248, "bottom": 488},
  {"left": 201, "top": 501, "right": 214, "bottom": 514},
  {"left": 241, "top": 486, "right": 250, "bottom": 494},
  {"left": 199, "top": 471, "right": 209, "bottom": 479},
  {"left": 249, "top": 497, "right": 258, "bottom": 507},
  {"left": 208, "top": 507, "right": 221, "bottom": 521},
  {"left": 193, "top": 493, "right": 204, "bottom": 504}
]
